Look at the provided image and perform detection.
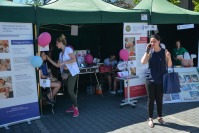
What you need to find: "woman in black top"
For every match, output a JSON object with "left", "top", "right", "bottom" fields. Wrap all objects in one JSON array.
[{"left": 141, "top": 34, "right": 172, "bottom": 128}]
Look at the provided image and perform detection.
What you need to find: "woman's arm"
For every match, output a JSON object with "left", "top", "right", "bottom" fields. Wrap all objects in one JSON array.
[
  {"left": 141, "top": 43, "right": 151, "bottom": 64},
  {"left": 165, "top": 49, "right": 172, "bottom": 67},
  {"left": 40, "top": 70, "right": 48, "bottom": 79},
  {"left": 46, "top": 56, "right": 60, "bottom": 68},
  {"left": 141, "top": 52, "right": 150, "bottom": 64},
  {"left": 61, "top": 53, "right": 76, "bottom": 65}
]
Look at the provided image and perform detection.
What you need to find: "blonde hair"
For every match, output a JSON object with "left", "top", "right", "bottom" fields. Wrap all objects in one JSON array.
[{"left": 57, "top": 34, "right": 67, "bottom": 45}]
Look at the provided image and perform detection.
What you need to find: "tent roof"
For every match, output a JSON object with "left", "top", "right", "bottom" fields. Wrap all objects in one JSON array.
[
  {"left": 36, "top": 0, "right": 149, "bottom": 24},
  {"left": 0, "top": 0, "right": 35, "bottom": 23},
  {"left": 134, "top": 0, "right": 199, "bottom": 24}
]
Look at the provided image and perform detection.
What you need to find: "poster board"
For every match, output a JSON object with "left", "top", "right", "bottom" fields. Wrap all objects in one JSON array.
[
  {"left": 123, "top": 23, "right": 148, "bottom": 99},
  {"left": 0, "top": 22, "right": 40, "bottom": 128},
  {"left": 163, "top": 67, "right": 199, "bottom": 103}
]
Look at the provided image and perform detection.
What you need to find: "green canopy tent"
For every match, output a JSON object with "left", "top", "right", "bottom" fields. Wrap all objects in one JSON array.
[
  {"left": 36, "top": 0, "right": 150, "bottom": 60},
  {"left": 36, "top": 0, "right": 149, "bottom": 24},
  {"left": 134, "top": 0, "right": 199, "bottom": 24},
  {"left": 0, "top": 0, "right": 35, "bottom": 23}
]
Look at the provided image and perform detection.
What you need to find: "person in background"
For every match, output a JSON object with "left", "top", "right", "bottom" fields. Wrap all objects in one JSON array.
[
  {"left": 141, "top": 34, "right": 172, "bottom": 128},
  {"left": 172, "top": 40, "right": 188, "bottom": 66},
  {"left": 104, "top": 54, "right": 118, "bottom": 94},
  {"left": 40, "top": 51, "right": 61, "bottom": 105},
  {"left": 47, "top": 34, "right": 80, "bottom": 117}
]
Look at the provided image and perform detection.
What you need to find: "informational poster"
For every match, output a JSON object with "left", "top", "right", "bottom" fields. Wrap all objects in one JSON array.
[
  {"left": 123, "top": 23, "right": 148, "bottom": 99},
  {"left": 163, "top": 67, "right": 199, "bottom": 103},
  {"left": 0, "top": 22, "right": 40, "bottom": 127}
]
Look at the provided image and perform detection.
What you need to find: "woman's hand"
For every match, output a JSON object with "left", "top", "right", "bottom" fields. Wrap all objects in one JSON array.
[
  {"left": 146, "top": 43, "right": 151, "bottom": 54},
  {"left": 165, "top": 50, "right": 172, "bottom": 67},
  {"left": 166, "top": 51, "right": 171, "bottom": 59}
]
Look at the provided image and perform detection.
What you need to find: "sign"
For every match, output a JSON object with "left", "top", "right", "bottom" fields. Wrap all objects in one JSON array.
[
  {"left": 143, "top": 25, "right": 157, "bottom": 31},
  {"left": 141, "top": 14, "right": 148, "bottom": 21},
  {"left": 40, "top": 79, "right": 51, "bottom": 88},
  {"left": 163, "top": 67, "right": 199, "bottom": 103},
  {"left": 123, "top": 23, "right": 148, "bottom": 99},
  {"left": 0, "top": 22, "right": 40, "bottom": 127},
  {"left": 177, "top": 24, "right": 194, "bottom": 30},
  {"left": 71, "top": 25, "right": 78, "bottom": 36}
]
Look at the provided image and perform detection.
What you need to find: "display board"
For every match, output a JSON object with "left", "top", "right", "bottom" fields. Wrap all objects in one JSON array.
[
  {"left": 163, "top": 67, "right": 199, "bottom": 103},
  {"left": 0, "top": 22, "right": 40, "bottom": 128},
  {"left": 123, "top": 23, "right": 148, "bottom": 99}
]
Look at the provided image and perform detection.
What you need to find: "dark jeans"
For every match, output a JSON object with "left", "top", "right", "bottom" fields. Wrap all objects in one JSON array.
[{"left": 146, "top": 81, "right": 163, "bottom": 118}]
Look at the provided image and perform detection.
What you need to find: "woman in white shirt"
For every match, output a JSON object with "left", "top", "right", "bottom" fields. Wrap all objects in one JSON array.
[{"left": 47, "top": 34, "right": 80, "bottom": 118}]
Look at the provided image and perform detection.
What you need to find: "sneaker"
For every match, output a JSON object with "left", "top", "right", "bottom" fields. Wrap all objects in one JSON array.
[
  {"left": 110, "top": 91, "right": 116, "bottom": 94},
  {"left": 158, "top": 118, "right": 168, "bottom": 125},
  {"left": 66, "top": 106, "right": 74, "bottom": 113},
  {"left": 51, "top": 99, "right": 56, "bottom": 104},
  {"left": 117, "top": 90, "right": 123, "bottom": 93},
  {"left": 148, "top": 118, "right": 154, "bottom": 128},
  {"left": 73, "top": 108, "right": 79, "bottom": 117},
  {"left": 45, "top": 96, "right": 54, "bottom": 105}
]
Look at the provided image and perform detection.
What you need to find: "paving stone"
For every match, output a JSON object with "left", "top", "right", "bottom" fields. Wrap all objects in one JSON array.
[{"left": 0, "top": 93, "right": 199, "bottom": 133}]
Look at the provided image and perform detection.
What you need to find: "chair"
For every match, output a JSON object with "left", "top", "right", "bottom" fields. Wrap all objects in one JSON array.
[{"left": 39, "top": 79, "right": 55, "bottom": 114}]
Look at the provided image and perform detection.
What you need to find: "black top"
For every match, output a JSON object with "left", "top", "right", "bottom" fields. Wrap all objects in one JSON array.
[{"left": 146, "top": 48, "right": 167, "bottom": 84}]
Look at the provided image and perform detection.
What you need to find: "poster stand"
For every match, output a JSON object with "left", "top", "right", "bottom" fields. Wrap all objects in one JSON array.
[
  {"left": 1, "top": 116, "right": 40, "bottom": 130},
  {"left": 116, "top": 76, "right": 139, "bottom": 108}
]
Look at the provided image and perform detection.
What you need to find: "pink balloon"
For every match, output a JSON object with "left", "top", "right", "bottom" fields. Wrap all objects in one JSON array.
[
  {"left": 119, "top": 49, "right": 129, "bottom": 61},
  {"left": 84, "top": 54, "right": 93, "bottom": 64},
  {"left": 38, "top": 32, "right": 51, "bottom": 47}
]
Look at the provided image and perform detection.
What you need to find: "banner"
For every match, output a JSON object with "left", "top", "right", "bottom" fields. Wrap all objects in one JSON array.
[
  {"left": 0, "top": 22, "right": 40, "bottom": 127},
  {"left": 163, "top": 67, "right": 199, "bottom": 103},
  {"left": 123, "top": 23, "right": 148, "bottom": 99}
]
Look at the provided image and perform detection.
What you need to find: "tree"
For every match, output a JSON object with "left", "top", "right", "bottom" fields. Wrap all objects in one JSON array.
[
  {"left": 133, "top": 0, "right": 181, "bottom": 5},
  {"left": 192, "top": 0, "right": 199, "bottom": 12},
  {"left": 168, "top": 0, "right": 181, "bottom": 5}
]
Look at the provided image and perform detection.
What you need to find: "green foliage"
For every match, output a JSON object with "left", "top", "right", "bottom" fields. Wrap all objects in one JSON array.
[
  {"left": 168, "top": 0, "right": 181, "bottom": 5},
  {"left": 133, "top": 0, "right": 181, "bottom": 6},
  {"left": 133, "top": 0, "right": 141, "bottom": 5},
  {"left": 192, "top": 0, "right": 199, "bottom": 12}
]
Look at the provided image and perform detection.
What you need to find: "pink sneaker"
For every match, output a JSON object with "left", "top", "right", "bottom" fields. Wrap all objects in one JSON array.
[
  {"left": 66, "top": 106, "right": 74, "bottom": 113},
  {"left": 73, "top": 108, "right": 79, "bottom": 117}
]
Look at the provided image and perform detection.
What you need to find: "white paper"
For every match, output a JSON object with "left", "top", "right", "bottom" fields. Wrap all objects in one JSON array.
[{"left": 71, "top": 25, "right": 78, "bottom": 36}]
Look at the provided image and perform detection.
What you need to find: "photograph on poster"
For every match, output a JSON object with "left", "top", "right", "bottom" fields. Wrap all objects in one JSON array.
[
  {"left": 0, "top": 59, "right": 11, "bottom": 71},
  {"left": 183, "top": 75, "right": 192, "bottom": 83},
  {"left": 0, "top": 40, "right": 10, "bottom": 53},
  {"left": 128, "top": 60, "right": 136, "bottom": 75},
  {"left": 189, "top": 91, "right": 199, "bottom": 97},
  {"left": 171, "top": 93, "right": 181, "bottom": 100},
  {"left": 0, "top": 76, "right": 13, "bottom": 99},
  {"left": 190, "top": 84, "right": 199, "bottom": 90},
  {"left": 163, "top": 94, "right": 172, "bottom": 101},
  {"left": 179, "top": 75, "right": 186, "bottom": 83},
  {"left": 124, "top": 37, "right": 135, "bottom": 58},
  {"left": 180, "top": 84, "right": 192, "bottom": 91},
  {"left": 190, "top": 74, "right": 199, "bottom": 82}
]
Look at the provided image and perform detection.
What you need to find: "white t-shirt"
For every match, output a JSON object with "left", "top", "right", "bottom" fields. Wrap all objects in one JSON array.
[{"left": 59, "top": 47, "right": 80, "bottom": 76}]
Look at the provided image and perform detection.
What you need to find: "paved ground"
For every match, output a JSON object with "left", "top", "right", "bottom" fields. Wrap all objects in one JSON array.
[{"left": 0, "top": 90, "right": 199, "bottom": 133}]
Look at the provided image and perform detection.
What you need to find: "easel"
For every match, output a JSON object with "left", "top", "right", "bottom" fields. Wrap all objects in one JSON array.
[{"left": 118, "top": 76, "right": 139, "bottom": 108}]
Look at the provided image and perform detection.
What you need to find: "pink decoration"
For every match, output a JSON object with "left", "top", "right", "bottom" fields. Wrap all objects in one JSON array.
[
  {"left": 119, "top": 49, "right": 129, "bottom": 61},
  {"left": 38, "top": 32, "right": 51, "bottom": 47},
  {"left": 84, "top": 54, "right": 93, "bottom": 64}
]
